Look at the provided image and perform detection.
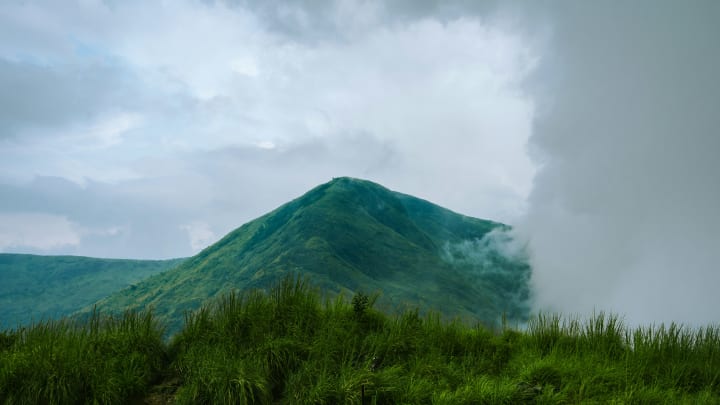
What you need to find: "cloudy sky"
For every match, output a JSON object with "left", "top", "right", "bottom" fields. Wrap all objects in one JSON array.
[{"left": 1, "top": 1, "right": 718, "bottom": 324}]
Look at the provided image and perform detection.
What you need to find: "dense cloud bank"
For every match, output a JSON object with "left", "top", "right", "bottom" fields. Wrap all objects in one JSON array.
[{"left": 521, "top": 1, "right": 720, "bottom": 325}]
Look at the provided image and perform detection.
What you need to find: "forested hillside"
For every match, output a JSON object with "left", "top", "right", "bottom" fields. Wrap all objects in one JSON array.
[{"left": 0, "top": 254, "right": 183, "bottom": 328}]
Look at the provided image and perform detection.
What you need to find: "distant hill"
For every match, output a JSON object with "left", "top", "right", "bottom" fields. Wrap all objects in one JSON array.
[
  {"left": 91, "top": 177, "right": 531, "bottom": 334},
  {"left": 0, "top": 254, "right": 184, "bottom": 328}
]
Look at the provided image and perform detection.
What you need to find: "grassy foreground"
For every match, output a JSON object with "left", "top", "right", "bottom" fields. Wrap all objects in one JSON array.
[{"left": 1, "top": 277, "right": 719, "bottom": 404}]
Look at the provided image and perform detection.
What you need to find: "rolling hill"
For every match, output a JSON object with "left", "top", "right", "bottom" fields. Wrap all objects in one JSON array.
[
  {"left": 91, "top": 177, "right": 531, "bottom": 333},
  {"left": 0, "top": 254, "right": 184, "bottom": 328}
]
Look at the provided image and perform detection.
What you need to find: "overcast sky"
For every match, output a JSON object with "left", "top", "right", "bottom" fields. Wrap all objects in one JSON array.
[{"left": 1, "top": 1, "right": 718, "bottom": 324}]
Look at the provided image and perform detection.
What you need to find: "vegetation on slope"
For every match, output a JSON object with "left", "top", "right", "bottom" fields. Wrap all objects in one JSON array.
[
  {"left": 92, "top": 177, "right": 531, "bottom": 335},
  {"left": 2, "top": 276, "right": 719, "bottom": 404},
  {"left": 0, "top": 254, "right": 184, "bottom": 329}
]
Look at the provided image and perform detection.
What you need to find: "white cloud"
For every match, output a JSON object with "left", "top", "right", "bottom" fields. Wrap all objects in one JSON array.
[
  {"left": 78, "top": 113, "right": 144, "bottom": 150},
  {"left": 230, "top": 57, "right": 260, "bottom": 78},
  {"left": 0, "top": 213, "right": 80, "bottom": 251},
  {"left": 0, "top": 0, "right": 537, "bottom": 258},
  {"left": 181, "top": 221, "right": 217, "bottom": 252}
]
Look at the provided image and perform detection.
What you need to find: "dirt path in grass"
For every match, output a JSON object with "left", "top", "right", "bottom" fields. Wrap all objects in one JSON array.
[{"left": 137, "top": 376, "right": 181, "bottom": 405}]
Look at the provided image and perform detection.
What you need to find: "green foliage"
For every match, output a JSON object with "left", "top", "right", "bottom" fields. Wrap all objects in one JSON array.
[
  {"left": 0, "top": 253, "right": 184, "bottom": 328},
  {"left": 0, "top": 309, "right": 165, "bottom": 404},
  {"left": 352, "top": 292, "right": 370, "bottom": 318},
  {"left": 0, "top": 331, "right": 16, "bottom": 351}
]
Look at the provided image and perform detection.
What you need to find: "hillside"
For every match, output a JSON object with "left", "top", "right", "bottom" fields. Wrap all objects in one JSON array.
[
  {"left": 0, "top": 254, "right": 183, "bottom": 328},
  {"left": 91, "top": 177, "right": 531, "bottom": 333}
]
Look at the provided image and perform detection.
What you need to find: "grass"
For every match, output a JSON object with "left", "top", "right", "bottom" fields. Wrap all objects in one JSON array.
[
  {"left": 1, "top": 276, "right": 719, "bottom": 404},
  {"left": 0, "top": 309, "right": 166, "bottom": 404}
]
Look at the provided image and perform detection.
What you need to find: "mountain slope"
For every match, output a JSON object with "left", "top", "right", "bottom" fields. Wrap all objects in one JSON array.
[
  {"left": 92, "top": 177, "right": 531, "bottom": 333},
  {"left": 0, "top": 254, "right": 184, "bottom": 328}
]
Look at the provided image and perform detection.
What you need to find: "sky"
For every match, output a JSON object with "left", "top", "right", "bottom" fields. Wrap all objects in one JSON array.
[{"left": 1, "top": 1, "right": 719, "bottom": 324}]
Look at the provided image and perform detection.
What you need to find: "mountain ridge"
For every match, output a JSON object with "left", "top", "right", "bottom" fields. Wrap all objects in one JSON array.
[{"left": 0, "top": 253, "right": 184, "bottom": 328}]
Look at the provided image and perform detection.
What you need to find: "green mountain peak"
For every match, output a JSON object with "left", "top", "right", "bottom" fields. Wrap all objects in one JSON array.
[{"left": 90, "top": 178, "right": 531, "bottom": 334}]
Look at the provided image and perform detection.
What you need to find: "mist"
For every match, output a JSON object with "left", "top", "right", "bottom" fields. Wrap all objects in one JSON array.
[
  {"left": 521, "top": 2, "right": 720, "bottom": 325},
  {"left": 442, "top": 228, "right": 532, "bottom": 322}
]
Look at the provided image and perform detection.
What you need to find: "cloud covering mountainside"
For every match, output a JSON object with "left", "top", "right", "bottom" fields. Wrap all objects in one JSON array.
[{"left": 520, "top": 2, "right": 720, "bottom": 325}]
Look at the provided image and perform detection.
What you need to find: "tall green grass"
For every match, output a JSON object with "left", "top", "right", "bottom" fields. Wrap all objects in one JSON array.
[
  {"left": 168, "top": 277, "right": 720, "bottom": 403},
  {"left": 0, "top": 309, "right": 165, "bottom": 404},
  {"left": 1, "top": 275, "right": 719, "bottom": 403},
  {"left": 522, "top": 312, "right": 720, "bottom": 402}
]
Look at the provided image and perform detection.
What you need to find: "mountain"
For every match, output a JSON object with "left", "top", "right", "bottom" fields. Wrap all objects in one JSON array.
[
  {"left": 91, "top": 177, "right": 531, "bottom": 333},
  {"left": 0, "top": 254, "right": 184, "bottom": 328}
]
